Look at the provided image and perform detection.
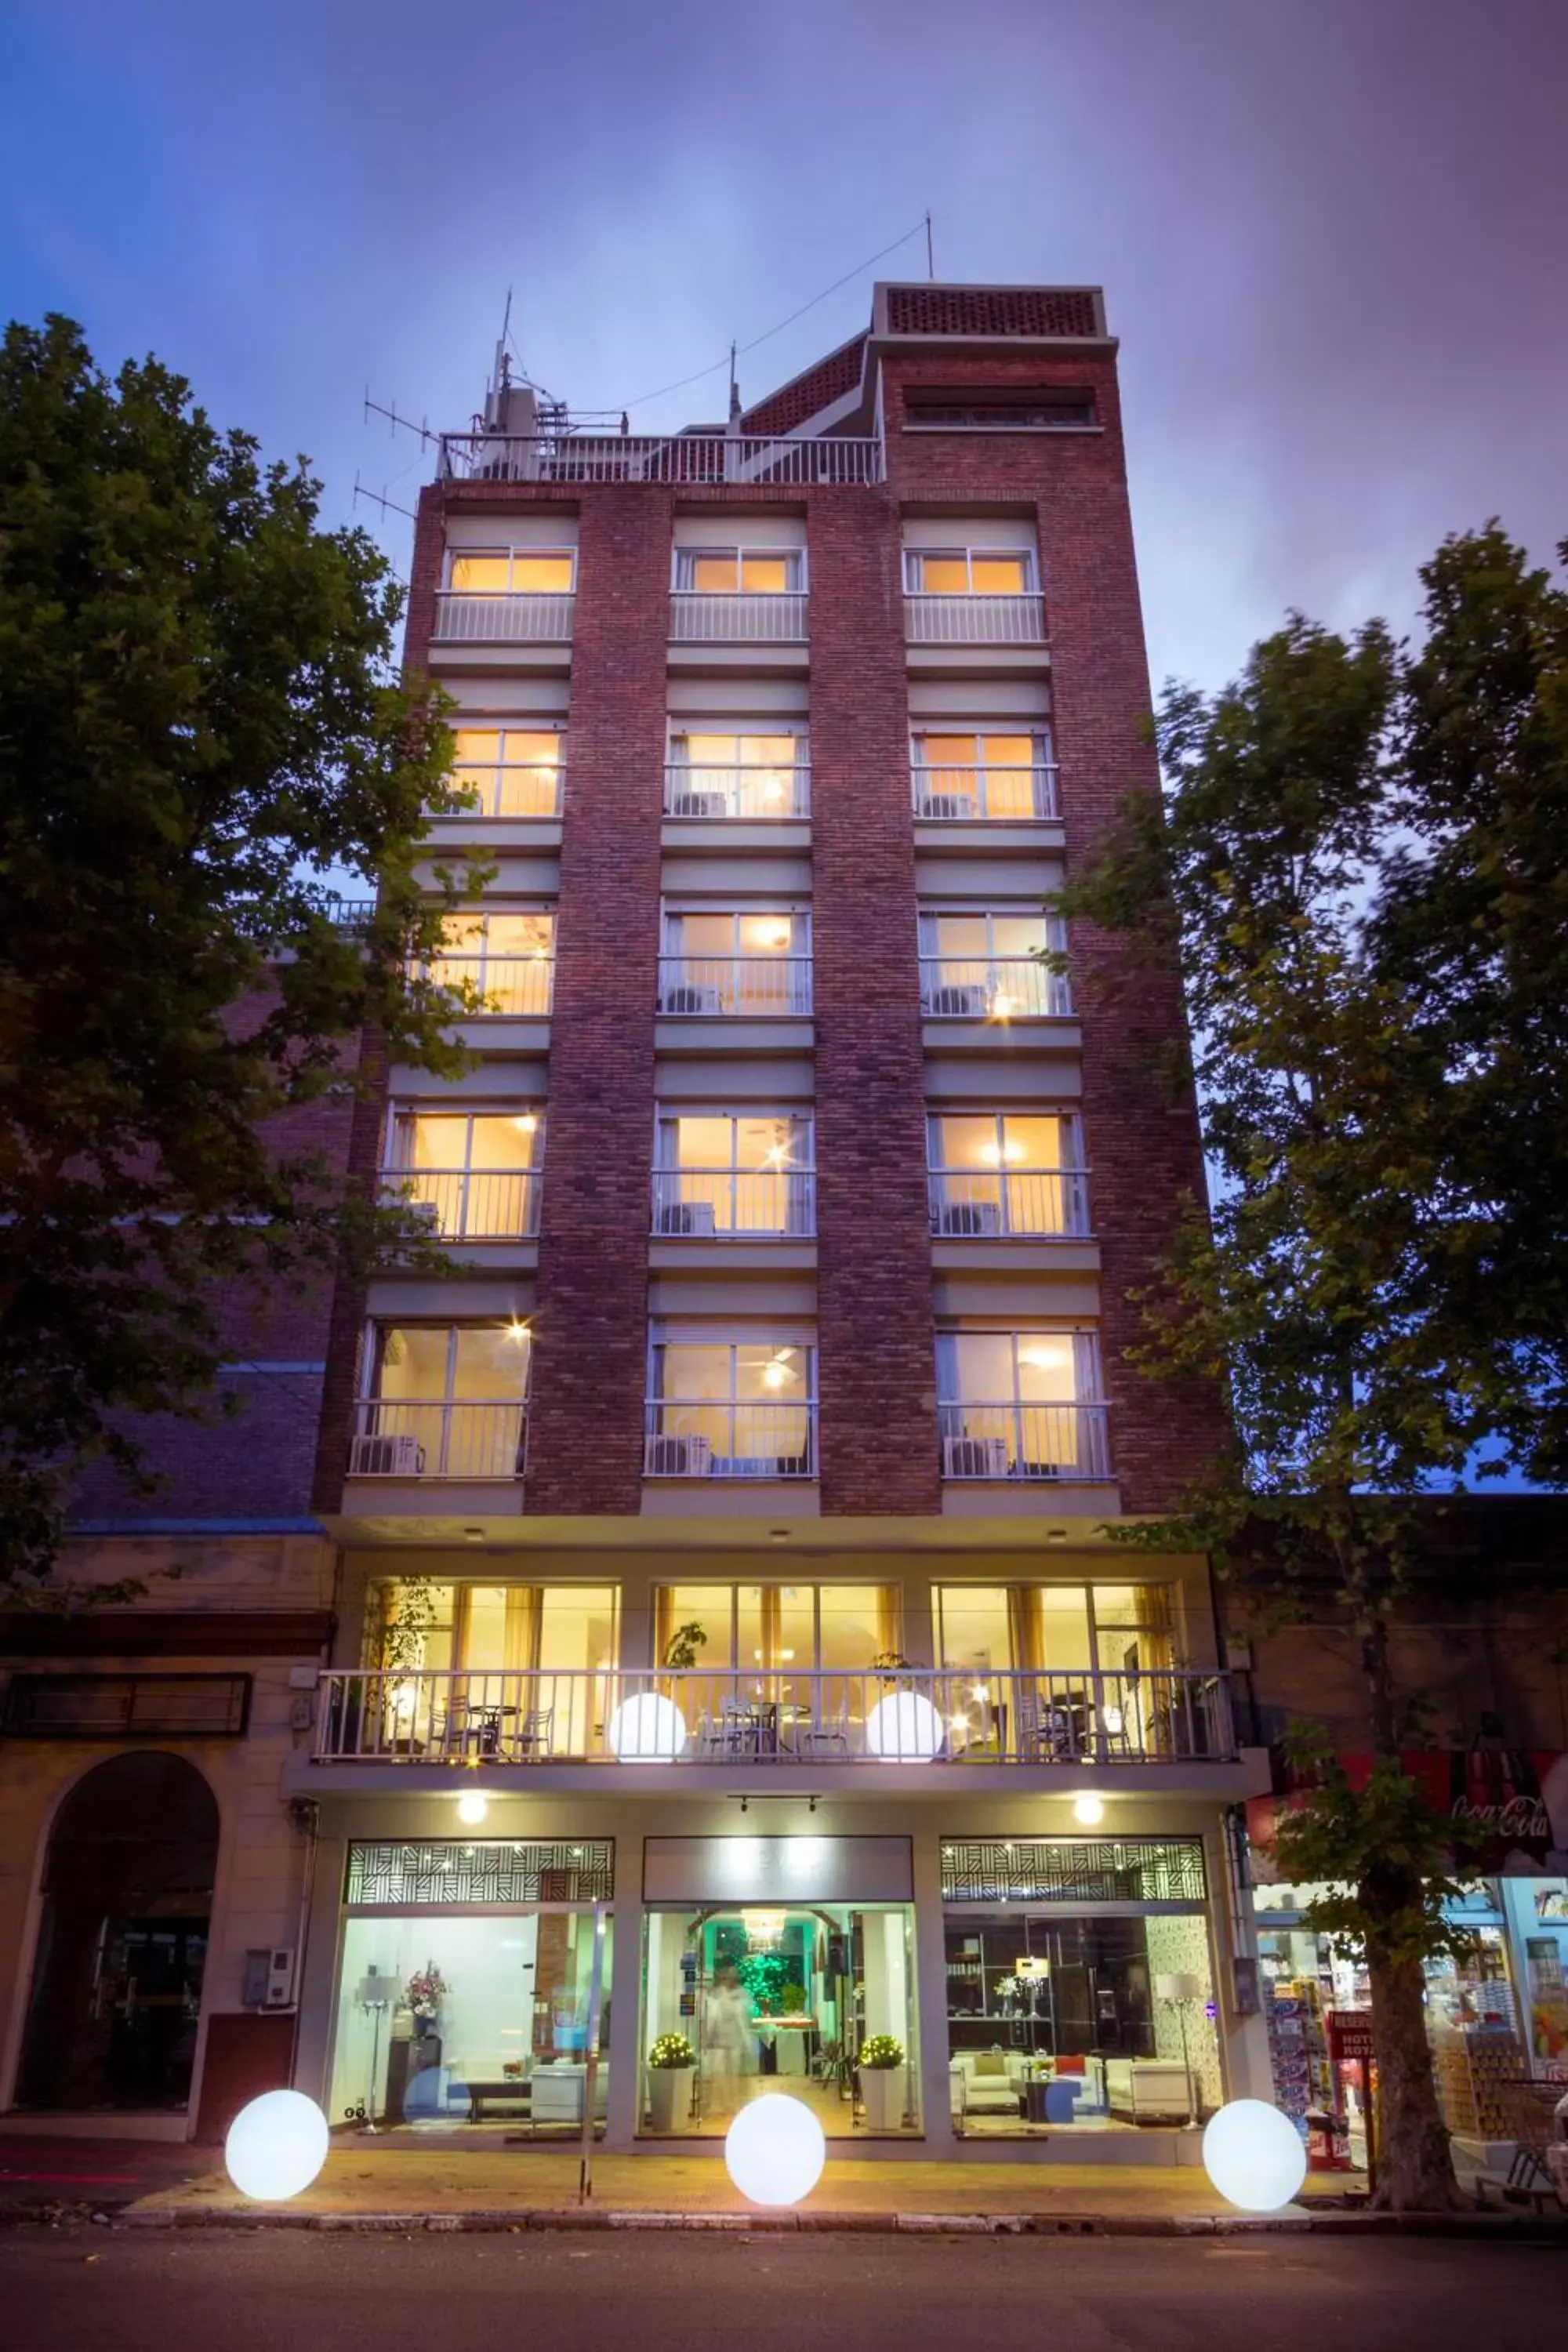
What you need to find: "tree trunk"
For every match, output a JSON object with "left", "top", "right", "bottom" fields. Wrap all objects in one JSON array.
[{"left": 1366, "top": 1951, "right": 1464, "bottom": 2210}]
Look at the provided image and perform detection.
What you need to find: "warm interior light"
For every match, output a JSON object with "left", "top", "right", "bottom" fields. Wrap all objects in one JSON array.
[
  {"left": 503, "top": 1319, "right": 532, "bottom": 1345},
  {"left": 949, "top": 1714, "right": 970, "bottom": 1734},
  {"left": 763, "top": 921, "right": 792, "bottom": 949},
  {"left": 514, "top": 1113, "right": 538, "bottom": 1134},
  {"left": 978, "top": 1142, "right": 1003, "bottom": 1166},
  {"left": 991, "top": 991, "right": 1013, "bottom": 1020},
  {"left": 456, "top": 1790, "right": 488, "bottom": 1827},
  {"left": 1073, "top": 1793, "right": 1105, "bottom": 1827},
  {"left": 971, "top": 1683, "right": 990, "bottom": 1703}
]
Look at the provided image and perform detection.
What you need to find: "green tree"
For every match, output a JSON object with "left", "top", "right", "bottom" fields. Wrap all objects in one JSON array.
[
  {"left": 0, "top": 315, "right": 481, "bottom": 1596},
  {"left": 1052, "top": 529, "right": 1567, "bottom": 2209}
]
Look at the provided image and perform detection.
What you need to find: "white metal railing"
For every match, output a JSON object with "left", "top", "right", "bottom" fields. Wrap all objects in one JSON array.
[
  {"left": 937, "top": 1403, "right": 1111, "bottom": 1482},
  {"left": 313, "top": 1664, "right": 1235, "bottom": 1766},
  {"left": 905, "top": 593, "right": 1047, "bottom": 645},
  {"left": 918, "top": 957, "right": 1071, "bottom": 1020},
  {"left": 431, "top": 592, "right": 575, "bottom": 644},
  {"left": 382, "top": 1168, "right": 542, "bottom": 1241},
  {"left": 928, "top": 1170, "right": 1091, "bottom": 1239},
  {"left": 669, "top": 592, "right": 808, "bottom": 644},
  {"left": 664, "top": 763, "right": 811, "bottom": 820},
  {"left": 448, "top": 764, "right": 564, "bottom": 820},
  {"left": 347, "top": 1399, "right": 528, "bottom": 1482},
  {"left": 657, "top": 956, "right": 812, "bottom": 1018},
  {"left": 652, "top": 1168, "right": 816, "bottom": 1238},
  {"left": 439, "top": 432, "right": 884, "bottom": 487},
  {"left": 911, "top": 764, "right": 1059, "bottom": 822},
  {"left": 423, "top": 954, "right": 555, "bottom": 1018},
  {"left": 643, "top": 1400, "right": 817, "bottom": 1479}
]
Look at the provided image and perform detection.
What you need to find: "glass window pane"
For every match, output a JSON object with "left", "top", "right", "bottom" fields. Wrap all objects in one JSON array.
[
  {"left": 943, "top": 1333, "right": 1012, "bottom": 1399},
  {"left": 738, "top": 1586, "right": 767, "bottom": 1669},
  {"left": 971, "top": 556, "right": 1027, "bottom": 594},
  {"left": 463, "top": 1585, "right": 510, "bottom": 1668},
  {"left": 485, "top": 912, "right": 554, "bottom": 957},
  {"left": 933, "top": 1115, "right": 1003, "bottom": 1169},
  {"left": 672, "top": 911, "right": 734, "bottom": 956},
  {"left": 989, "top": 913, "right": 1047, "bottom": 957},
  {"left": 1036, "top": 1585, "right": 1092, "bottom": 1672},
  {"left": 659, "top": 1585, "right": 731, "bottom": 1668},
  {"left": 978, "top": 733, "right": 1035, "bottom": 766},
  {"left": 683, "top": 733, "right": 739, "bottom": 764},
  {"left": 453, "top": 1327, "right": 531, "bottom": 1397},
  {"left": 917, "top": 556, "right": 970, "bottom": 593},
  {"left": 673, "top": 1116, "right": 733, "bottom": 1168},
  {"left": 998, "top": 1115, "right": 1062, "bottom": 1165},
  {"left": 818, "top": 1586, "right": 894, "bottom": 1672},
  {"left": 504, "top": 731, "right": 561, "bottom": 767},
  {"left": 736, "top": 1346, "right": 802, "bottom": 1401},
  {"left": 772, "top": 1585, "right": 814, "bottom": 1671},
  {"left": 929, "top": 915, "right": 989, "bottom": 957},
  {"left": 467, "top": 1116, "right": 540, "bottom": 1171},
  {"left": 735, "top": 734, "right": 797, "bottom": 765},
  {"left": 739, "top": 554, "right": 790, "bottom": 592},
  {"left": 691, "top": 554, "right": 739, "bottom": 593},
  {"left": 738, "top": 912, "right": 795, "bottom": 955},
  {"left": 918, "top": 734, "right": 978, "bottom": 766},
  {"left": 376, "top": 1327, "right": 449, "bottom": 1399},
  {"left": 660, "top": 1345, "right": 731, "bottom": 1399},
  {"left": 448, "top": 555, "right": 510, "bottom": 593},
  {"left": 452, "top": 729, "right": 502, "bottom": 764},
  {"left": 938, "top": 1587, "right": 1014, "bottom": 1674},
  {"left": 510, "top": 554, "right": 574, "bottom": 592},
  {"left": 1015, "top": 1334, "right": 1076, "bottom": 1401},
  {"left": 405, "top": 1117, "right": 467, "bottom": 1170}
]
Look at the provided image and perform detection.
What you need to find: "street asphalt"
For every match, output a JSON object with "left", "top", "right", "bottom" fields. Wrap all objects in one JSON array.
[{"left": 1, "top": 2224, "right": 1564, "bottom": 2350}]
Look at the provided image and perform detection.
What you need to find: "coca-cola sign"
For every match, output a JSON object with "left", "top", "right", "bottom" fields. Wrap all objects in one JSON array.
[{"left": 1247, "top": 1749, "right": 1568, "bottom": 1879}]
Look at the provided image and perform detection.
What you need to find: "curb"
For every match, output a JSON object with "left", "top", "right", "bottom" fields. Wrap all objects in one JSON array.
[{"left": 19, "top": 2202, "right": 1555, "bottom": 2241}]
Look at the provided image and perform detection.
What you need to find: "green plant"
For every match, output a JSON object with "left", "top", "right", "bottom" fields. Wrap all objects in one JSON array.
[
  {"left": 648, "top": 2033, "right": 695, "bottom": 2069},
  {"left": 858, "top": 2034, "right": 905, "bottom": 2071},
  {"left": 380, "top": 1576, "right": 437, "bottom": 1672},
  {"left": 664, "top": 1621, "right": 708, "bottom": 1669},
  {"left": 781, "top": 1980, "right": 807, "bottom": 2015}
]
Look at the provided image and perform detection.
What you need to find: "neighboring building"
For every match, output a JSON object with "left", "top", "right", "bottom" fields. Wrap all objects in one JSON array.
[
  {"left": 0, "top": 1112, "right": 348, "bottom": 2140},
  {"left": 1233, "top": 1497, "right": 1568, "bottom": 2153},
  {"left": 289, "top": 281, "right": 1277, "bottom": 2157}
]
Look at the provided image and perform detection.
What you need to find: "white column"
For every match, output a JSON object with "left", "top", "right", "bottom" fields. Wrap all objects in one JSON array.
[
  {"left": 601, "top": 1832, "right": 644, "bottom": 2148},
  {"left": 909, "top": 1824, "right": 960, "bottom": 2151}
]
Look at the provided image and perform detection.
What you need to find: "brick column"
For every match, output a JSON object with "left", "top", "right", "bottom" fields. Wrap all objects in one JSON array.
[
  {"left": 523, "top": 488, "right": 672, "bottom": 1513},
  {"left": 808, "top": 493, "right": 940, "bottom": 1515}
]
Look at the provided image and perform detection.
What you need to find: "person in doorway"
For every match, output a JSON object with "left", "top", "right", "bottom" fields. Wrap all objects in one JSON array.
[{"left": 702, "top": 1969, "right": 755, "bottom": 2114}]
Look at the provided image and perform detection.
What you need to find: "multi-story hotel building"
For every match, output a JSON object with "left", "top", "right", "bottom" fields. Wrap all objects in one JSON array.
[{"left": 0, "top": 281, "right": 1279, "bottom": 2155}]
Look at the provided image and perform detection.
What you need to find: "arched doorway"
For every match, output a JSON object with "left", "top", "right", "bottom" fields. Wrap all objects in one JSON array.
[{"left": 17, "top": 1752, "right": 219, "bottom": 2111}]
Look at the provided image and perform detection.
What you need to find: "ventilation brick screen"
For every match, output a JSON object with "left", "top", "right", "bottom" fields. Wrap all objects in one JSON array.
[
  {"left": 940, "top": 1835, "right": 1207, "bottom": 1905},
  {"left": 345, "top": 1838, "right": 615, "bottom": 1905},
  {"left": 887, "top": 287, "right": 1100, "bottom": 340}
]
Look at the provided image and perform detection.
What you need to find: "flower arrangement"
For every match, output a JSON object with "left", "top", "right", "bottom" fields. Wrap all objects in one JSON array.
[
  {"left": 404, "top": 1960, "right": 448, "bottom": 2023},
  {"left": 648, "top": 2033, "right": 695, "bottom": 2069},
  {"left": 858, "top": 2034, "right": 905, "bottom": 2071}
]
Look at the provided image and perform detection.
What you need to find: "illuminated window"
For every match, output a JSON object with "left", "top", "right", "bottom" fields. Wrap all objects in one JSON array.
[
  {"left": 935, "top": 1330, "right": 1105, "bottom": 1479},
  {"left": 646, "top": 1333, "right": 817, "bottom": 1478},
  {"left": 447, "top": 550, "right": 575, "bottom": 593},
  {"left": 903, "top": 549, "right": 1034, "bottom": 596},
  {"left": 449, "top": 727, "right": 563, "bottom": 818},
  {"left": 667, "top": 730, "right": 808, "bottom": 818},
  {"left": 654, "top": 1583, "right": 898, "bottom": 1671},
  {"left": 674, "top": 548, "right": 804, "bottom": 593},
  {"left": 912, "top": 728, "right": 1054, "bottom": 821},
  {"left": 427, "top": 909, "right": 555, "bottom": 1018},
  {"left": 654, "top": 1109, "right": 814, "bottom": 1235},
  {"left": 927, "top": 1111, "right": 1083, "bottom": 1235},
  {"left": 386, "top": 1109, "right": 543, "bottom": 1239}
]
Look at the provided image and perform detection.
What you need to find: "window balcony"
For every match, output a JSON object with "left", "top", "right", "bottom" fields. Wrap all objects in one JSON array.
[
  {"left": 905, "top": 593, "right": 1046, "bottom": 645},
  {"left": 431, "top": 592, "right": 575, "bottom": 645},
  {"left": 911, "top": 763, "right": 1058, "bottom": 822},
  {"left": 643, "top": 1400, "right": 817, "bottom": 1480},
  {"left": 383, "top": 1167, "right": 542, "bottom": 1242},
  {"left": 928, "top": 1170, "right": 1090, "bottom": 1239},
  {"left": 428, "top": 954, "right": 555, "bottom": 1018},
  {"left": 657, "top": 956, "right": 812, "bottom": 1018},
  {"left": 918, "top": 957, "right": 1069, "bottom": 1020},
  {"left": 665, "top": 762, "right": 811, "bottom": 820},
  {"left": 652, "top": 1168, "right": 816, "bottom": 1239},
  {"left": 311, "top": 1663, "right": 1235, "bottom": 1767},
  {"left": 347, "top": 1399, "right": 528, "bottom": 1482},
  {"left": 937, "top": 1403, "right": 1111, "bottom": 1483},
  {"left": 669, "top": 592, "right": 809, "bottom": 644}
]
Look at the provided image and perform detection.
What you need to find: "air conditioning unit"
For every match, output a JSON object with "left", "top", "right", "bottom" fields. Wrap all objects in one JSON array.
[
  {"left": 349, "top": 1432, "right": 426, "bottom": 1477},
  {"left": 660, "top": 983, "right": 723, "bottom": 1014},
  {"left": 655, "top": 1200, "right": 717, "bottom": 1236},
  {"left": 943, "top": 1435, "right": 1009, "bottom": 1479},
  {"left": 938, "top": 1200, "right": 1001, "bottom": 1236},
  {"left": 406, "top": 1197, "right": 443, "bottom": 1229},
  {"left": 647, "top": 1434, "right": 713, "bottom": 1476},
  {"left": 918, "top": 792, "right": 975, "bottom": 819},
  {"left": 927, "top": 983, "right": 987, "bottom": 1018},
  {"left": 670, "top": 790, "right": 729, "bottom": 818}
]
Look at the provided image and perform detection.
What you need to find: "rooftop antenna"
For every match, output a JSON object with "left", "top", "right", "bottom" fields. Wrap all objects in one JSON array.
[
  {"left": 925, "top": 210, "right": 935, "bottom": 280},
  {"left": 352, "top": 471, "right": 417, "bottom": 524},
  {"left": 727, "top": 339, "right": 741, "bottom": 428},
  {"left": 485, "top": 288, "right": 514, "bottom": 430}
]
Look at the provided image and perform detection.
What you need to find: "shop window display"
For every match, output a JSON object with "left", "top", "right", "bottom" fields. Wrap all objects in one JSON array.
[
  {"left": 639, "top": 1902, "right": 919, "bottom": 2136},
  {"left": 329, "top": 1900, "right": 611, "bottom": 2134}
]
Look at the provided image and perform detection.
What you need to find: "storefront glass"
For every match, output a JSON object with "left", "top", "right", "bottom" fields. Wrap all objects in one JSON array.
[
  {"left": 638, "top": 1901, "right": 920, "bottom": 2136},
  {"left": 328, "top": 1840, "right": 613, "bottom": 2135},
  {"left": 941, "top": 1836, "right": 1219, "bottom": 2136}
]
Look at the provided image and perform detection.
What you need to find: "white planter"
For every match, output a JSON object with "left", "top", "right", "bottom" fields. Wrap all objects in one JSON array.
[
  {"left": 646, "top": 2065, "right": 695, "bottom": 2133},
  {"left": 859, "top": 2066, "right": 907, "bottom": 2131}
]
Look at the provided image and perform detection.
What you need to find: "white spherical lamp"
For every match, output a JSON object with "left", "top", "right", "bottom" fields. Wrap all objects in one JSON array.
[
  {"left": 606, "top": 1692, "right": 688, "bottom": 1762},
  {"left": 724, "top": 2092, "right": 826, "bottom": 2207},
  {"left": 456, "top": 1788, "right": 488, "bottom": 1826},
  {"left": 1202, "top": 2098, "right": 1308, "bottom": 2212},
  {"left": 863, "top": 1691, "right": 945, "bottom": 1762},
  {"left": 224, "top": 2089, "right": 330, "bottom": 2203}
]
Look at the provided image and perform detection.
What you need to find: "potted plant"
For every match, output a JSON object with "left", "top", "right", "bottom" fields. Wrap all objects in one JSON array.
[
  {"left": 664, "top": 1621, "right": 707, "bottom": 1669},
  {"left": 405, "top": 1959, "right": 448, "bottom": 2044},
  {"left": 857, "top": 2034, "right": 907, "bottom": 2130},
  {"left": 646, "top": 2031, "right": 695, "bottom": 2132}
]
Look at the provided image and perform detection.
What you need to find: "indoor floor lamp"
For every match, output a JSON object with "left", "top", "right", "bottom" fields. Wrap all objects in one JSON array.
[
  {"left": 356, "top": 1968, "right": 392, "bottom": 2133},
  {"left": 1154, "top": 1971, "right": 1202, "bottom": 2128}
]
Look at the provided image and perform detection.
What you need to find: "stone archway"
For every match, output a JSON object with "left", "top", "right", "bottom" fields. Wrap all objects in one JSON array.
[{"left": 17, "top": 1751, "right": 219, "bottom": 2111}]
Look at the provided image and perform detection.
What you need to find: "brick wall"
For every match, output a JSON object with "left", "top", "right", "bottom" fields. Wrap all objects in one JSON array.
[
  {"left": 522, "top": 489, "right": 673, "bottom": 1512},
  {"left": 808, "top": 494, "right": 941, "bottom": 1514},
  {"left": 887, "top": 356, "right": 1228, "bottom": 1512}
]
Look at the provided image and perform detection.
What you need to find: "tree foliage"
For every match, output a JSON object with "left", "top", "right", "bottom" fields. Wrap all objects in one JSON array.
[
  {"left": 1051, "top": 524, "right": 1568, "bottom": 2207},
  {"left": 0, "top": 315, "right": 481, "bottom": 1593}
]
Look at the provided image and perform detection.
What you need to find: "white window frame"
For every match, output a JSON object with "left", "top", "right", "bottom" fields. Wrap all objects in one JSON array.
[
  {"left": 925, "top": 1109, "right": 1080, "bottom": 1175},
  {"left": 661, "top": 906, "right": 812, "bottom": 957},
  {"left": 448, "top": 722, "right": 565, "bottom": 816},
  {"left": 935, "top": 1329, "right": 1102, "bottom": 1411},
  {"left": 385, "top": 1105, "right": 546, "bottom": 1175},
  {"left": 648, "top": 1328, "right": 818, "bottom": 1406},
  {"left": 902, "top": 547, "right": 1037, "bottom": 595},
  {"left": 444, "top": 546, "right": 577, "bottom": 593},
  {"left": 672, "top": 546, "right": 807, "bottom": 594},
  {"left": 364, "top": 1323, "right": 533, "bottom": 1407}
]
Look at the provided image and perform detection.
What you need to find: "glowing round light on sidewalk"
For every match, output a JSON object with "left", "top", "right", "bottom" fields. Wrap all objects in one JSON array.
[
  {"left": 456, "top": 1789, "right": 488, "bottom": 1827},
  {"left": 1073, "top": 1794, "right": 1105, "bottom": 1826},
  {"left": 724, "top": 2093, "right": 826, "bottom": 2207},
  {"left": 606, "top": 1693, "right": 688, "bottom": 1762},
  {"left": 863, "top": 1691, "right": 945, "bottom": 1762},
  {"left": 224, "top": 2089, "right": 329, "bottom": 2203},
  {"left": 1202, "top": 2099, "right": 1308, "bottom": 2212}
]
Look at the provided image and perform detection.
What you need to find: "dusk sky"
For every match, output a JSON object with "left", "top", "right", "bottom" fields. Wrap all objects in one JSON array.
[{"left": 2, "top": 0, "right": 1564, "bottom": 695}]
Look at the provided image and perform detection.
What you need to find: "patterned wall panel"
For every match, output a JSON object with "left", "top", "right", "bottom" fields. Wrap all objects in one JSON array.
[
  {"left": 940, "top": 1836, "right": 1207, "bottom": 1906},
  {"left": 345, "top": 1839, "right": 614, "bottom": 1906}
]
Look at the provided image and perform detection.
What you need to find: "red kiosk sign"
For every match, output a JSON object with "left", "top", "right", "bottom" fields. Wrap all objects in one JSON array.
[{"left": 1325, "top": 2009, "right": 1376, "bottom": 2064}]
